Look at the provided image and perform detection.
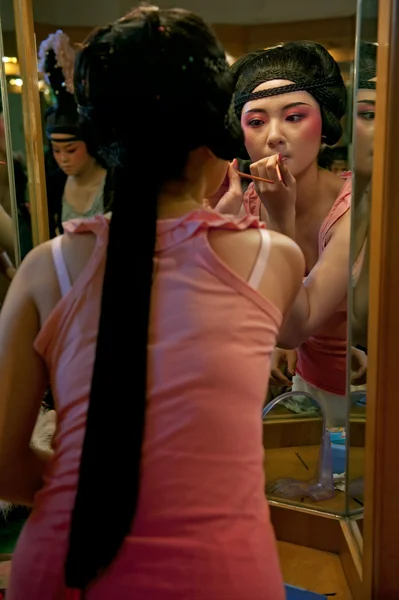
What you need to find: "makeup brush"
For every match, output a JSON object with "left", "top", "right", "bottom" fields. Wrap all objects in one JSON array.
[
  {"left": 237, "top": 156, "right": 284, "bottom": 185},
  {"left": 237, "top": 171, "right": 274, "bottom": 184}
]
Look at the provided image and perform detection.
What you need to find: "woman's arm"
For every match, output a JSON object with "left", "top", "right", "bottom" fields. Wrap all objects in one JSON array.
[
  {"left": 0, "top": 248, "right": 50, "bottom": 505},
  {"left": 278, "top": 211, "right": 351, "bottom": 348},
  {"left": 0, "top": 204, "right": 15, "bottom": 259},
  {"left": 352, "top": 239, "right": 369, "bottom": 348},
  {"left": 351, "top": 184, "right": 371, "bottom": 348}
]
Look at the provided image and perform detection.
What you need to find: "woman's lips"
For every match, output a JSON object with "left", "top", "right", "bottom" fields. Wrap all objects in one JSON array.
[{"left": 265, "top": 154, "right": 290, "bottom": 161}]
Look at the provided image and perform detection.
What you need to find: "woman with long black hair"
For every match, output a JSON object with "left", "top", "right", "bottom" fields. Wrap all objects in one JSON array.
[{"left": 0, "top": 6, "right": 303, "bottom": 599}]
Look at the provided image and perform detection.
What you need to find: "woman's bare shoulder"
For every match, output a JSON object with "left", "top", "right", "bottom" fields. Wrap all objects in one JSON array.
[
  {"left": 207, "top": 227, "right": 304, "bottom": 315},
  {"left": 261, "top": 230, "right": 305, "bottom": 314}
]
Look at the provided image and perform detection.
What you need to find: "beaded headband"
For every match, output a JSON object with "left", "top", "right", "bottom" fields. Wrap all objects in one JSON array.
[
  {"left": 358, "top": 80, "right": 376, "bottom": 90},
  {"left": 234, "top": 76, "right": 343, "bottom": 115}
]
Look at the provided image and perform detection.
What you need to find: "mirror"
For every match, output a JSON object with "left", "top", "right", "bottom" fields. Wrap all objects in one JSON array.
[
  {"left": 0, "top": 2, "right": 33, "bottom": 304},
  {"left": 0, "top": 0, "right": 36, "bottom": 558},
  {"left": 243, "top": 16, "right": 358, "bottom": 517},
  {"left": 0, "top": 1, "right": 381, "bottom": 594},
  {"left": 346, "top": 0, "right": 379, "bottom": 523}
]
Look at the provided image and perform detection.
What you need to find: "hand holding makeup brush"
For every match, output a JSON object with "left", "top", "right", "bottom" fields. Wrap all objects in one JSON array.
[
  {"left": 0, "top": 247, "right": 16, "bottom": 281},
  {"left": 250, "top": 153, "right": 296, "bottom": 237},
  {"left": 204, "top": 159, "right": 243, "bottom": 215}
]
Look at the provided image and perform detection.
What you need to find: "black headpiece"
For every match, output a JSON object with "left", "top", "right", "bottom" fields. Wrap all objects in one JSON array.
[
  {"left": 38, "top": 30, "right": 81, "bottom": 140},
  {"left": 358, "top": 41, "right": 377, "bottom": 90},
  {"left": 234, "top": 75, "right": 344, "bottom": 116}
]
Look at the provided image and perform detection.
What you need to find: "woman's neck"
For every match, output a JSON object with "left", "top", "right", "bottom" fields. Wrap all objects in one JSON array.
[
  {"left": 70, "top": 161, "right": 106, "bottom": 187},
  {"left": 157, "top": 180, "right": 205, "bottom": 219},
  {"left": 157, "top": 193, "right": 201, "bottom": 219},
  {"left": 295, "top": 163, "right": 342, "bottom": 219}
]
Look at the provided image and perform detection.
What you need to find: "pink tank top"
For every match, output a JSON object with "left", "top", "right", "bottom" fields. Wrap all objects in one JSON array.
[
  {"left": 243, "top": 173, "right": 352, "bottom": 395},
  {"left": 8, "top": 210, "right": 285, "bottom": 600}
]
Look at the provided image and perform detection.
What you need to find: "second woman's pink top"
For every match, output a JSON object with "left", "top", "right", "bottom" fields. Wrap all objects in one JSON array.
[
  {"left": 8, "top": 210, "right": 285, "bottom": 600},
  {"left": 243, "top": 174, "right": 352, "bottom": 395}
]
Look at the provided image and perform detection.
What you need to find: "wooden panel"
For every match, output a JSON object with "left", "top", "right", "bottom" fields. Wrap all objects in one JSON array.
[
  {"left": 263, "top": 418, "right": 365, "bottom": 449},
  {"left": 340, "top": 521, "right": 363, "bottom": 600},
  {"left": 248, "top": 16, "right": 357, "bottom": 51},
  {"left": 277, "top": 541, "right": 353, "bottom": 599},
  {"left": 212, "top": 24, "right": 248, "bottom": 57},
  {"left": 263, "top": 418, "right": 323, "bottom": 448},
  {"left": 3, "top": 16, "right": 360, "bottom": 60},
  {"left": 363, "top": 0, "right": 399, "bottom": 598},
  {"left": 271, "top": 504, "right": 343, "bottom": 553}
]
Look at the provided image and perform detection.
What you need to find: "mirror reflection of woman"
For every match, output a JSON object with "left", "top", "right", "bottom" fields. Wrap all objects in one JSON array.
[
  {"left": 216, "top": 42, "right": 366, "bottom": 425},
  {"left": 38, "top": 31, "right": 112, "bottom": 237},
  {"left": 352, "top": 42, "right": 377, "bottom": 348},
  {"left": 0, "top": 112, "right": 31, "bottom": 262}
]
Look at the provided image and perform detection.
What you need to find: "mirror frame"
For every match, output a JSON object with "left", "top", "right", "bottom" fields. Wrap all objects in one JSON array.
[
  {"left": 13, "top": 0, "right": 49, "bottom": 246},
  {"left": 11, "top": 0, "right": 399, "bottom": 596}
]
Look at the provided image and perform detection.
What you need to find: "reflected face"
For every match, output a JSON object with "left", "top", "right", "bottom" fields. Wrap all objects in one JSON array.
[
  {"left": 51, "top": 135, "right": 92, "bottom": 176},
  {"left": 355, "top": 85, "right": 376, "bottom": 178},
  {"left": 241, "top": 80, "right": 323, "bottom": 177}
]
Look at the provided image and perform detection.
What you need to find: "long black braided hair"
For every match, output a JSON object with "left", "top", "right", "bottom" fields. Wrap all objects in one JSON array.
[{"left": 65, "top": 4, "right": 243, "bottom": 591}]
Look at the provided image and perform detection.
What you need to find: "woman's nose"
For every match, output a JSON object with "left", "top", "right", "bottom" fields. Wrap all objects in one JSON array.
[{"left": 266, "top": 122, "right": 285, "bottom": 149}]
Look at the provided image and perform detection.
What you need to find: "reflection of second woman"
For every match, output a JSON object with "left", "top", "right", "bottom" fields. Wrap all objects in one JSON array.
[
  {"left": 38, "top": 31, "right": 113, "bottom": 237},
  {"left": 352, "top": 42, "right": 377, "bottom": 348},
  {"left": 216, "top": 42, "right": 366, "bottom": 424}
]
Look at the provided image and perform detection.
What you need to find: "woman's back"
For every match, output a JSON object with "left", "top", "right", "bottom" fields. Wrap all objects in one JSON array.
[
  {"left": 0, "top": 7, "right": 303, "bottom": 598},
  {"left": 7, "top": 209, "right": 302, "bottom": 599}
]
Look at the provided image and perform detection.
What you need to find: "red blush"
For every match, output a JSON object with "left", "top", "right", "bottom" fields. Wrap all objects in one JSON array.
[{"left": 293, "top": 109, "right": 322, "bottom": 141}]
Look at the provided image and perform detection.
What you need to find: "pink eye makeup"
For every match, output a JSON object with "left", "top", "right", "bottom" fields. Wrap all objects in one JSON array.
[
  {"left": 242, "top": 112, "right": 267, "bottom": 129},
  {"left": 357, "top": 104, "right": 375, "bottom": 120},
  {"left": 357, "top": 99, "right": 376, "bottom": 121}
]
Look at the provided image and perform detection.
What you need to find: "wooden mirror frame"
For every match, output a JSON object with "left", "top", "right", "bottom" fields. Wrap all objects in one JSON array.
[
  {"left": 11, "top": 0, "right": 399, "bottom": 596},
  {"left": 13, "top": 0, "right": 49, "bottom": 246}
]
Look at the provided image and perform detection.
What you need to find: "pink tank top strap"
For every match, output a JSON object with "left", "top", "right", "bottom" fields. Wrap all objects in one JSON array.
[
  {"left": 33, "top": 215, "right": 109, "bottom": 356},
  {"left": 51, "top": 235, "right": 72, "bottom": 297},
  {"left": 242, "top": 175, "right": 353, "bottom": 254},
  {"left": 318, "top": 174, "right": 352, "bottom": 252},
  {"left": 55, "top": 215, "right": 110, "bottom": 295}
]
